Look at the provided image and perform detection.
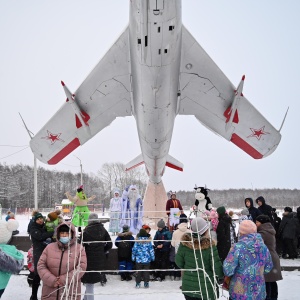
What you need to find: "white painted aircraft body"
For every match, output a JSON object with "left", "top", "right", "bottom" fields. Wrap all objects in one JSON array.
[{"left": 30, "top": 0, "right": 281, "bottom": 187}]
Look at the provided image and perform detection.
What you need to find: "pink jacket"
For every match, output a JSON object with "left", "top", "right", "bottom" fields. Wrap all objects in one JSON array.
[{"left": 37, "top": 223, "right": 87, "bottom": 300}]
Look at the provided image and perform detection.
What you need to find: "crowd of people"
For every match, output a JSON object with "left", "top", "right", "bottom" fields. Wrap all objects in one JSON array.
[{"left": 1, "top": 191, "right": 300, "bottom": 300}]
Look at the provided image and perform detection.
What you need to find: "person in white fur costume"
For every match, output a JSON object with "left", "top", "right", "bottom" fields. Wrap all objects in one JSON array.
[{"left": 0, "top": 219, "right": 24, "bottom": 298}]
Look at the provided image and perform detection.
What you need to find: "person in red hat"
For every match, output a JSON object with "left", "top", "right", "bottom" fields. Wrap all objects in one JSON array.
[{"left": 166, "top": 191, "right": 183, "bottom": 231}]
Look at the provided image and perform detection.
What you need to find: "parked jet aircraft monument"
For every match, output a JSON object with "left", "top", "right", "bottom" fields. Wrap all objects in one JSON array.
[{"left": 30, "top": 0, "right": 282, "bottom": 220}]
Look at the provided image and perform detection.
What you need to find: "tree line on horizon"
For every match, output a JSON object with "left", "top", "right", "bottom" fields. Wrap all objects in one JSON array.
[{"left": 0, "top": 162, "right": 299, "bottom": 211}]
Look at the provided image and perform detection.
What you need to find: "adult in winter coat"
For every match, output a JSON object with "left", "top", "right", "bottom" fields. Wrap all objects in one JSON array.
[
  {"left": 175, "top": 217, "right": 223, "bottom": 300},
  {"left": 37, "top": 223, "right": 87, "bottom": 300},
  {"left": 256, "top": 215, "right": 282, "bottom": 300},
  {"left": 223, "top": 220, "right": 273, "bottom": 300},
  {"left": 216, "top": 206, "right": 234, "bottom": 262},
  {"left": 81, "top": 213, "right": 112, "bottom": 298},
  {"left": 115, "top": 224, "right": 135, "bottom": 281},
  {"left": 132, "top": 228, "right": 155, "bottom": 288},
  {"left": 153, "top": 219, "right": 172, "bottom": 281},
  {"left": 244, "top": 197, "right": 261, "bottom": 223},
  {"left": 278, "top": 207, "right": 299, "bottom": 259},
  {"left": 256, "top": 196, "right": 274, "bottom": 224},
  {"left": 29, "top": 212, "right": 54, "bottom": 300}
]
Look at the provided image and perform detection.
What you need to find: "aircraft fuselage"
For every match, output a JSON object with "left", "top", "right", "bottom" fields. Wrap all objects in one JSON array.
[{"left": 129, "top": 0, "right": 182, "bottom": 183}]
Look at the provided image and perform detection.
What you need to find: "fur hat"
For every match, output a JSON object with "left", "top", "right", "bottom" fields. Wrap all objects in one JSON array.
[
  {"left": 48, "top": 211, "right": 58, "bottom": 221},
  {"left": 191, "top": 217, "right": 209, "bottom": 235},
  {"left": 256, "top": 215, "right": 271, "bottom": 224},
  {"left": 239, "top": 220, "right": 257, "bottom": 236},
  {"left": 0, "top": 220, "right": 19, "bottom": 244},
  {"left": 77, "top": 185, "right": 83, "bottom": 193},
  {"left": 241, "top": 208, "right": 249, "bottom": 216},
  {"left": 122, "top": 224, "right": 129, "bottom": 232},
  {"left": 138, "top": 228, "right": 148, "bottom": 237},
  {"left": 216, "top": 206, "right": 226, "bottom": 216},
  {"left": 88, "top": 213, "right": 100, "bottom": 224},
  {"left": 179, "top": 213, "right": 188, "bottom": 224},
  {"left": 157, "top": 219, "right": 165, "bottom": 228},
  {"left": 34, "top": 212, "right": 44, "bottom": 222}
]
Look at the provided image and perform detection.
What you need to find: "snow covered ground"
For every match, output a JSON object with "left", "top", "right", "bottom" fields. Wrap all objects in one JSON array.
[
  {"left": 2, "top": 213, "right": 300, "bottom": 299},
  {"left": 2, "top": 271, "right": 300, "bottom": 300}
]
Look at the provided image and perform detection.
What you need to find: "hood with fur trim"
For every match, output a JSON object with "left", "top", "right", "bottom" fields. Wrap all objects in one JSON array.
[{"left": 181, "top": 232, "right": 216, "bottom": 250}]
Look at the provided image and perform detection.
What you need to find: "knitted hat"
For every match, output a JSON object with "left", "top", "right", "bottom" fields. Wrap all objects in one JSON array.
[
  {"left": 157, "top": 219, "right": 165, "bottom": 228},
  {"left": 216, "top": 206, "right": 226, "bottom": 216},
  {"left": 191, "top": 217, "right": 209, "bottom": 235},
  {"left": 256, "top": 215, "right": 271, "bottom": 224},
  {"left": 142, "top": 224, "right": 151, "bottom": 231},
  {"left": 88, "top": 213, "right": 100, "bottom": 224},
  {"left": 48, "top": 211, "right": 58, "bottom": 221},
  {"left": 179, "top": 214, "right": 188, "bottom": 224},
  {"left": 239, "top": 220, "right": 257, "bottom": 236},
  {"left": 122, "top": 224, "right": 129, "bottom": 232},
  {"left": 138, "top": 228, "right": 148, "bottom": 237},
  {"left": 34, "top": 212, "right": 44, "bottom": 222},
  {"left": 58, "top": 224, "right": 70, "bottom": 233},
  {"left": 241, "top": 208, "right": 249, "bottom": 216}
]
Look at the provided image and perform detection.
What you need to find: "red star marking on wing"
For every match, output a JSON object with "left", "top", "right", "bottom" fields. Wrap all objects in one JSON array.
[
  {"left": 42, "top": 130, "right": 64, "bottom": 145},
  {"left": 247, "top": 126, "right": 270, "bottom": 140}
]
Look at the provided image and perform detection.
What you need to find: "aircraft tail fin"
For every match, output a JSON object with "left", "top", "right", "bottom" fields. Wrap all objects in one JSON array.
[
  {"left": 166, "top": 154, "right": 184, "bottom": 171},
  {"left": 125, "top": 154, "right": 144, "bottom": 171}
]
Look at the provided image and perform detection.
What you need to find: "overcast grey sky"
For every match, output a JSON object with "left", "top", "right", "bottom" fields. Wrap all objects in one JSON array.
[{"left": 1, "top": 0, "right": 299, "bottom": 192}]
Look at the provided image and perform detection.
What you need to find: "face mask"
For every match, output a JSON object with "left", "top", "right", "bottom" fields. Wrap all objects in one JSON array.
[{"left": 59, "top": 237, "right": 70, "bottom": 244}]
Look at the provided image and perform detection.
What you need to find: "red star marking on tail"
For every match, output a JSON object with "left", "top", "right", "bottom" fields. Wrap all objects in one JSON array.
[
  {"left": 247, "top": 126, "right": 270, "bottom": 140},
  {"left": 42, "top": 130, "right": 64, "bottom": 145}
]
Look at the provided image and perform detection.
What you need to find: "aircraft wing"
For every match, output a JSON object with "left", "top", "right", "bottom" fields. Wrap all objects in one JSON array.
[
  {"left": 178, "top": 25, "right": 281, "bottom": 159},
  {"left": 30, "top": 26, "right": 132, "bottom": 164}
]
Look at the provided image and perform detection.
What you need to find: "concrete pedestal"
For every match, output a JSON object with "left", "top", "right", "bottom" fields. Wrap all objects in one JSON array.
[{"left": 143, "top": 181, "right": 168, "bottom": 228}]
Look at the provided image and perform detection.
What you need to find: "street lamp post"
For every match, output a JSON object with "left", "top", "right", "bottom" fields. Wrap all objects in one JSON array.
[{"left": 74, "top": 156, "right": 83, "bottom": 185}]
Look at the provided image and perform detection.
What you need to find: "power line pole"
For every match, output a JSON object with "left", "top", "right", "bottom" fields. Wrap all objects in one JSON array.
[
  {"left": 19, "top": 113, "right": 38, "bottom": 210},
  {"left": 74, "top": 155, "right": 83, "bottom": 185}
]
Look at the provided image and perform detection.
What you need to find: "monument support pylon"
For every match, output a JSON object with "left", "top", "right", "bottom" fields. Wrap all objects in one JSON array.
[{"left": 143, "top": 181, "right": 168, "bottom": 228}]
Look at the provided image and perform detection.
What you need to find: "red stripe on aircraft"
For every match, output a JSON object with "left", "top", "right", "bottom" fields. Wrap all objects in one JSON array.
[
  {"left": 231, "top": 133, "right": 263, "bottom": 159},
  {"left": 48, "top": 138, "right": 81, "bottom": 164},
  {"left": 125, "top": 161, "right": 145, "bottom": 171},
  {"left": 165, "top": 162, "right": 183, "bottom": 171}
]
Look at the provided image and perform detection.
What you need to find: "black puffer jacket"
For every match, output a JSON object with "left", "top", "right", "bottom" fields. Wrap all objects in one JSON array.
[
  {"left": 279, "top": 212, "right": 300, "bottom": 240},
  {"left": 29, "top": 220, "right": 54, "bottom": 272},
  {"left": 256, "top": 196, "right": 274, "bottom": 224},
  {"left": 81, "top": 222, "right": 112, "bottom": 284},
  {"left": 244, "top": 197, "right": 261, "bottom": 222},
  {"left": 216, "top": 214, "right": 232, "bottom": 261}
]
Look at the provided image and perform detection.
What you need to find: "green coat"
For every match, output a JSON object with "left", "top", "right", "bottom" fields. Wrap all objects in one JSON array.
[{"left": 175, "top": 233, "right": 223, "bottom": 299}]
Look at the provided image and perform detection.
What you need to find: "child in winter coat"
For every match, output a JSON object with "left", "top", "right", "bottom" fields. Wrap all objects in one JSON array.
[
  {"left": 45, "top": 209, "right": 63, "bottom": 240},
  {"left": 27, "top": 245, "right": 34, "bottom": 287},
  {"left": 223, "top": 220, "right": 273, "bottom": 300},
  {"left": 132, "top": 229, "right": 155, "bottom": 288},
  {"left": 153, "top": 219, "right": 172, "bottom": 281},
  {"left": 0, "top": 220, "right": 24, "bottom": 298},
  {"left": 176, "top": 217, "right": 223, "bottom": 300},
  {"left": 115, "top": 224, "right": 135, "bottom": 281},
  {"left": 239, "top": 208, "right": 253, "bottom": 223}
]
